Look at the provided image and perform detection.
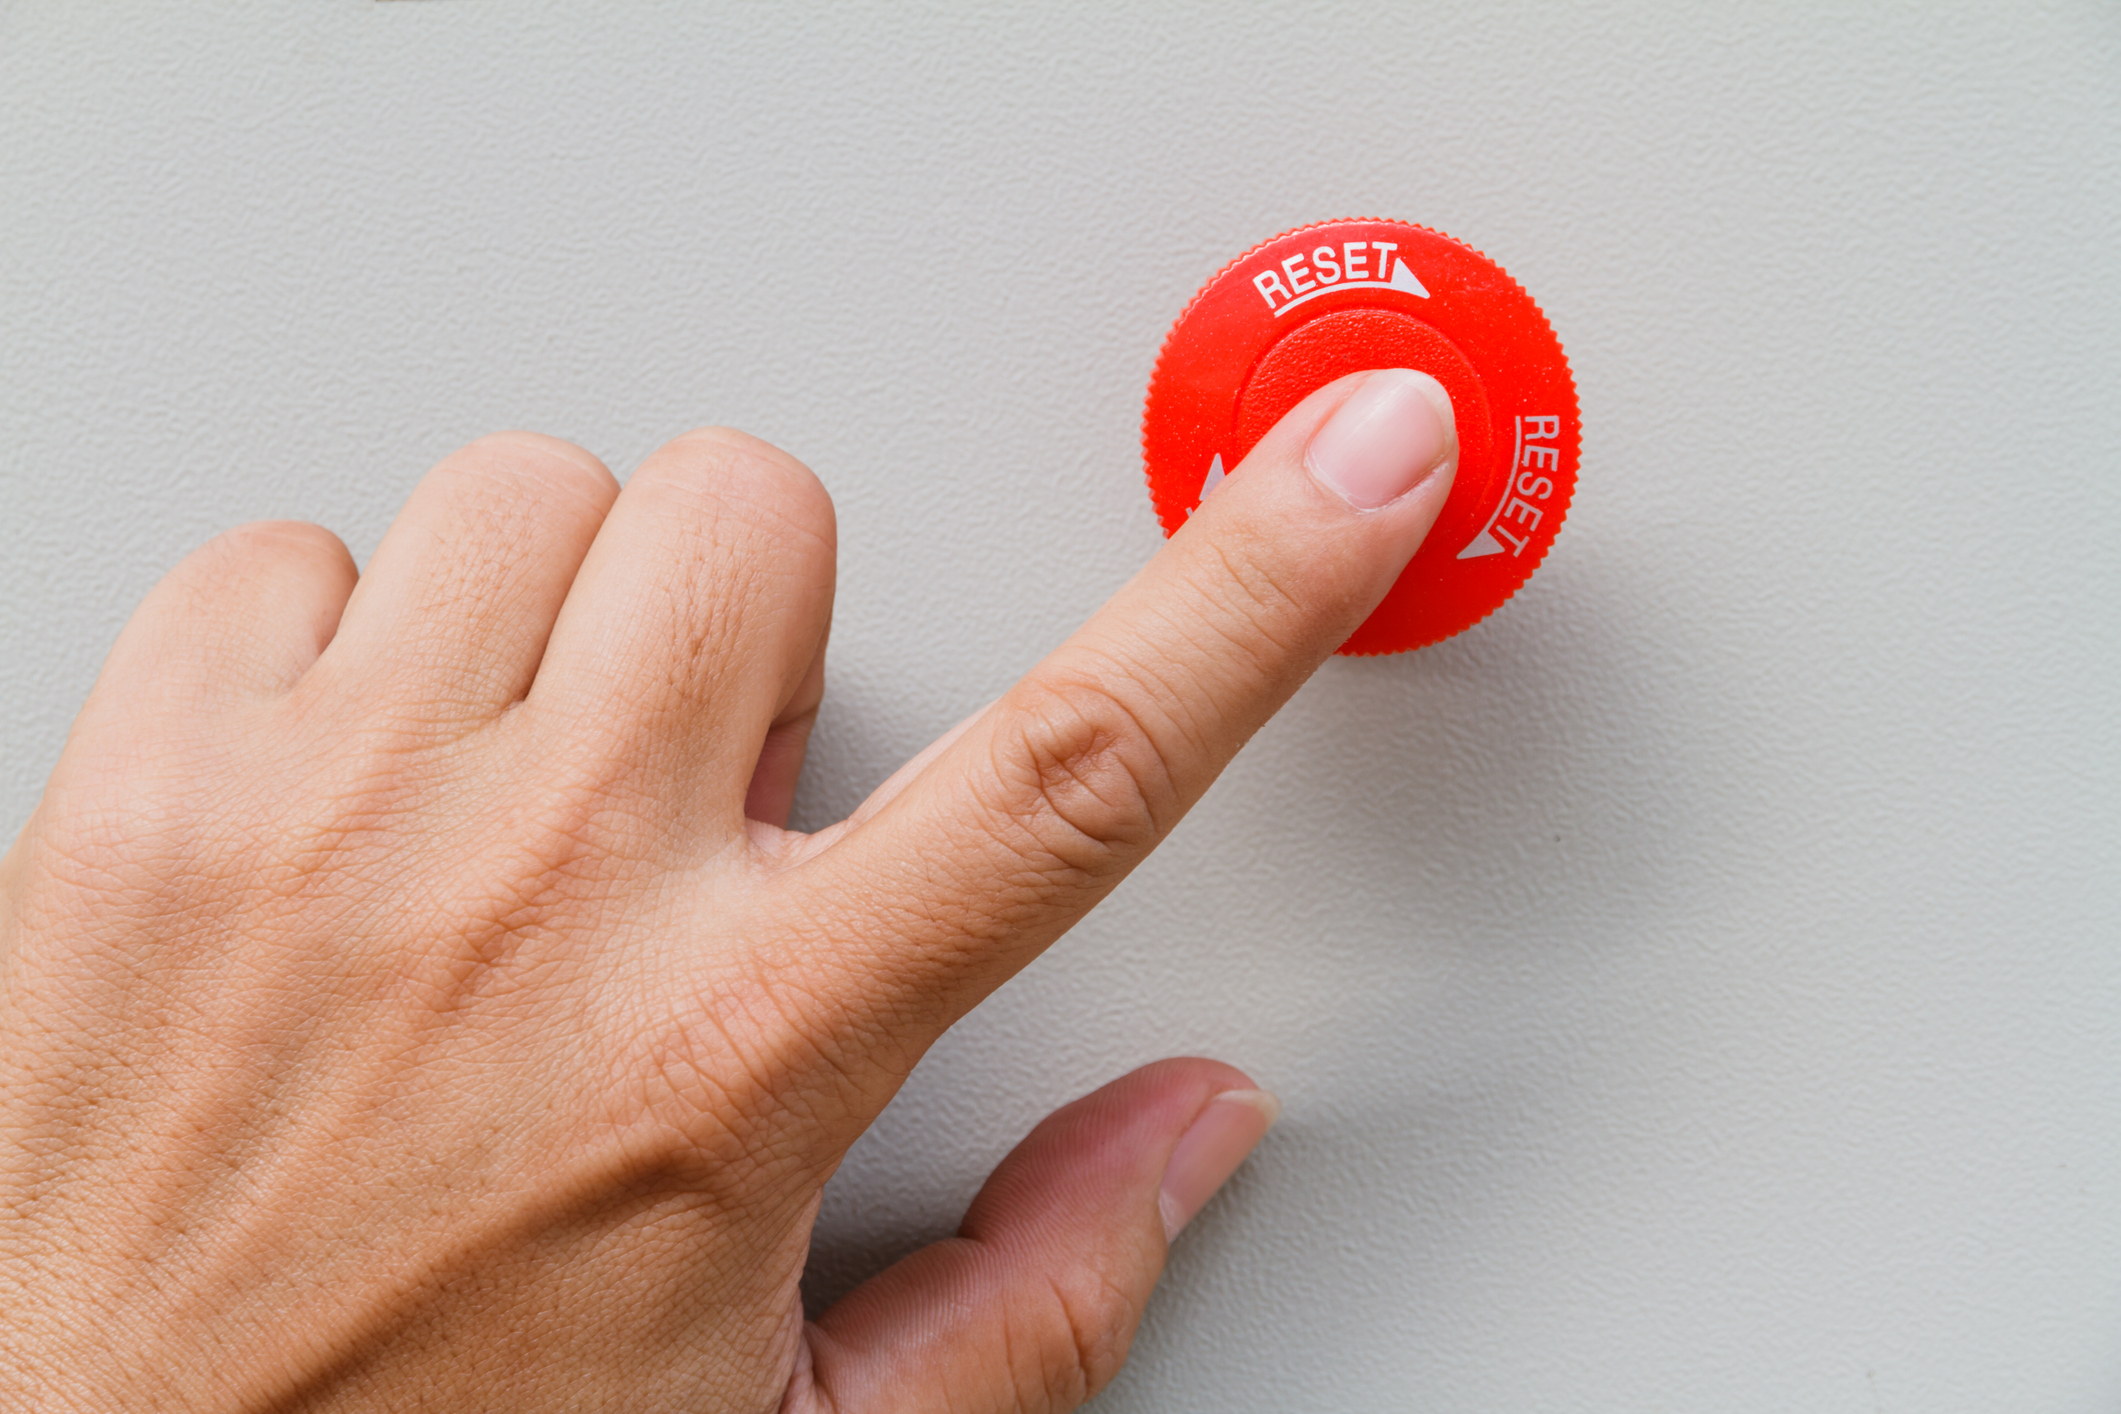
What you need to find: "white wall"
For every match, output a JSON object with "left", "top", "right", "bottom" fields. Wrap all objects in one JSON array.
[{"left": 4, "top": 3, "right": 2118, "bottom": 1408}]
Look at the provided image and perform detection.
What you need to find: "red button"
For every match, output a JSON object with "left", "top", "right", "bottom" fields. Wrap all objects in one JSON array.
[{"left": 1141, "top": 219, "right": 1579, "bottom": 655}]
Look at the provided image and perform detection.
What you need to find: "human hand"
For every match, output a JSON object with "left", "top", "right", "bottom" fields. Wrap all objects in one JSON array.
[{"left": 0, "top": 368, "right": 1455, "bottom": 1411}]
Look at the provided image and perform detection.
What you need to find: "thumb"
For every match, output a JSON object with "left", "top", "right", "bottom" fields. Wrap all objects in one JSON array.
[{"left": 792, "top": 1060, "right": 1280, "bottom": 1414}]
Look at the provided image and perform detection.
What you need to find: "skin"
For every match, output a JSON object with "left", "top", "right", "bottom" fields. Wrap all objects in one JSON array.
[{"left": 0, "top": 369, "right": 1453, "bottom": 1412}]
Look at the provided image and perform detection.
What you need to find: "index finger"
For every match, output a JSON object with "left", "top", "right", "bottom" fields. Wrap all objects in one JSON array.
[{"left": 781, "top": 368, "right": 1457, "bottom": 1050}]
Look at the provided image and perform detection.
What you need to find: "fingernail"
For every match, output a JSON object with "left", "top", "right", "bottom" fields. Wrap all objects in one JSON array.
[
  {"left": 1159, "top": 1089, "right": 1281, "bottom": 1240},
  {"left": 1304, "top": 368, "right": 1457, "bottom": 511}
]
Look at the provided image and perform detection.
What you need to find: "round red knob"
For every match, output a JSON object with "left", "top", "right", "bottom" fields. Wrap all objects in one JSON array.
[{"left": 1141, "top": 219, "right": 1579, "bottom": 655}]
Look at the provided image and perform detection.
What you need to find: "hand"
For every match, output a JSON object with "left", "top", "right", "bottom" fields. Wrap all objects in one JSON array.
[{"left": 0, "top": 369, "right": 1455, "bottom": 1412}]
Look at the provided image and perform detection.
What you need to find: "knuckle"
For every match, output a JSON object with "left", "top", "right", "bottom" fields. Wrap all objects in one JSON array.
[
  {"left": 1032, "top": 1267, "right": 1139, "bottom": 1406},
  {"left": 445, "top": 432, "right": 619, "bottom": 518},
  {"left": 985, "top": 667, "right": 1179, "bottom": 878},
  {"left": 197, "top": 520, "right": 349, "bottom": 582},
  {"left": 167, "top": 522, "right": 351, "bottom": 627},
  {"left": 459, "top": 430, "right": 617, "bottom": 493},
  {"left": 211, "top": 518, "right": 341, "bottom": 560},
  {"left": 657, "top": 427, "right": 838, "bottom": 555}
]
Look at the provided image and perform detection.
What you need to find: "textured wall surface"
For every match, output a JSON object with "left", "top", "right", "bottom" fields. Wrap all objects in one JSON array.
[{"left": 4, "top": 3, "right": 2119, "bottom": 1408}]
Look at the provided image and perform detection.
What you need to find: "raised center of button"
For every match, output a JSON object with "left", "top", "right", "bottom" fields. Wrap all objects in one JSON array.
[{"left": 1232, "top": 308, "right": 1495, "bottom": 495}]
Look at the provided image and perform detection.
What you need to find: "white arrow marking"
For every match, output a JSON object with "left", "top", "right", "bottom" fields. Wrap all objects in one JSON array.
[
  {"left": 1389, "top": 259, "right": 1430, "bottom": 297},
  {"left": 1455, "top": 529, "right": 1505, "bottom": 559},
  {"left": 1195, "top": 453, "right": 1225, "bottom": 512}
]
